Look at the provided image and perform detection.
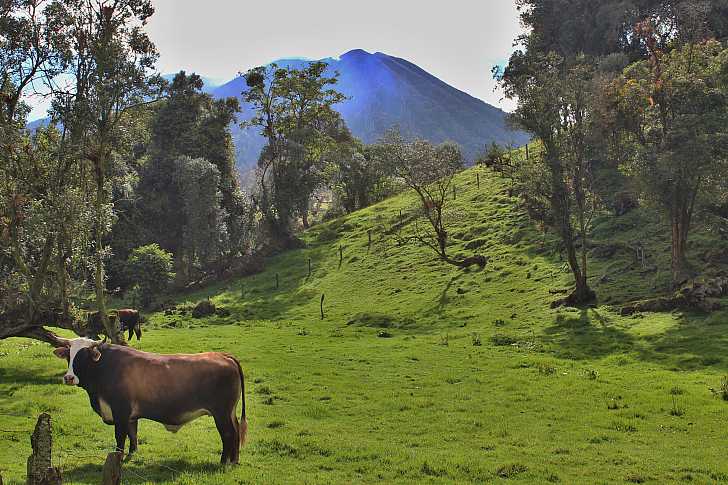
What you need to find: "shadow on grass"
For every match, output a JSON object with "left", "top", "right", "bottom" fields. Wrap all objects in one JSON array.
[
  {"left": 63, "top": 458, "right": 221, "bottom": 484},
  {"left": 541, "top": 306, "right": 728, "bottom": 371},
  {"left": 0, "top": 364, "right": 61, "bottom": 386},
  {"left": 634, "top": 309, "right": 728, "bottom": 371},
  {"left": 542, "top": 309, "right": 636, "bottom": 361}
]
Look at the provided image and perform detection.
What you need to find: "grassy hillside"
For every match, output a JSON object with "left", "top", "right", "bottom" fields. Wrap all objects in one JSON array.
[{"left": 2, "top": 166, "right": 728, "bottom": 484}]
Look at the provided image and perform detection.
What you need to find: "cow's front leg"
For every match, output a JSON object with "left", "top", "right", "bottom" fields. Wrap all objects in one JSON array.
[
  {"left": 114, "top": 419, "right": 129, "bottom": 457},
  {"left": 127, "top": 420, "right": 139, "bottom": 456}
]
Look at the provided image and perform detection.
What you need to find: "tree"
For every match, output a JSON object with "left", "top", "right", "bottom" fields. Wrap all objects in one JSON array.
[
  {"left": 243, "top": 61, "right": 347, "bottom": 246},
  {"left": 0, "top": 1, "right": 93, "bottom": 346},
  {"left": 53, "top": 0, "right": 161, "bottom": 343},
  {"left": 126, "top": 244, "right": 173, "bottom": 308},
  {"left": 613, "top": 37, "right": 728, "bottom": 284},
  {"left": 514, "top": 0, "right": 728, "bottom": 60},
  {"left": 499, "top": 51, "right": 599, "bottom": 304},
  {"left": 137, "top": 72, "right": 247, "bottom": 284},
  {"left": 0, "top": 125, "right": 94, "bottom": 345},
  {"left": 173, "top": 156, "right": 228, "bottom": 282},
  {"left": 374, "top": 130, "right": 487, "bottom": 268}
]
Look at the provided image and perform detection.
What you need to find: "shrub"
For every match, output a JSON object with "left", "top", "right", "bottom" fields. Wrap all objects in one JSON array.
[
  {"left": 126, "top": 244, "right": 174, "bottom": 308},
  {"left": 192, "top": 299, "right": 216, "bottom": 318},
  {"left": 491, "top": 334, "right": 518, "bottom": 346}
]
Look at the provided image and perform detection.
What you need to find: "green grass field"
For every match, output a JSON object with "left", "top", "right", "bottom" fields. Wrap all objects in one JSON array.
[{"left": 2, "top": 167, "right": 728, "bottom": 484}]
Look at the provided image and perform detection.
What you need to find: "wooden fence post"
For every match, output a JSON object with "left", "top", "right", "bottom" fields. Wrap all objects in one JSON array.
[
  {"left": 476, "top": 172, "right": 480, "bottom": 189},
  {"left": 308, "top": 258, "right": 312, "bottom": 277},
  {"left": 101, "top": 452, "right": 123, "bottom": 485},
  {"left": 525, "top": 144, "right": 530, "bottom": 160},
  {"left": 320, "top": 294, "right": 325, "bottom": 320},
  {"left": 453, "top": 185, "right": 457, "bottom": 200},
  {"left": 275, "top": 273, "right": 279, "bottom": 290},
  {"left": 26, "top": 413, "right": 61, "bottom": 485}
]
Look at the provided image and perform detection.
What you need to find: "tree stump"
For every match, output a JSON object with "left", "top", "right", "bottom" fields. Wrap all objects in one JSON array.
[
  {"left": 26, "top": 413, "right": 62, "bottom": 485},
  {"left": 101, "top": 452, "right": 122, "bottom": 485}
]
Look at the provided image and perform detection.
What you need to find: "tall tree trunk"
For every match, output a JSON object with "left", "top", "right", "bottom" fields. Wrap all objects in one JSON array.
[
  {"left": 548, "top": 153, "right": 594, "bottom": 304},
  {"left": 670, "top": 204, "right": 691, "bottom": 286},
  {"left": 93, "top": 151, "right": 123, "bottom": 344}
]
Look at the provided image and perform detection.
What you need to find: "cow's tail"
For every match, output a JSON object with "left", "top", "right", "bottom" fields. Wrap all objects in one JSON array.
[{"left": 228, "top": 355, "right": 248, "bottom": 447}]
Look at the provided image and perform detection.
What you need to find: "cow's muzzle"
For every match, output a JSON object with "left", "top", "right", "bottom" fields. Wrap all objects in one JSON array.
[{"left": 63, "top": 375, "right": 76, "bottom": 385}]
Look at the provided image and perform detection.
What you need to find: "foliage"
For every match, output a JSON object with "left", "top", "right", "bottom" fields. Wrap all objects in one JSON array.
[
  {"left": 499, "top": 50, "right": 600, "bottom": 303},
  {"left": 136, "top": 71, "right": 251, "bottom": 285},
  {"left": 0, "top": 125, "right": 94, "bottom": 342},
  {"left": 372, "top": 130, "right": 485, "bottom": 267},
  {"left": 47, "top": 0, "right": 162, "bottom": 343},
  {"left": 174, "top": 157, "right": 228, "bottom": 280},
  {"left": 328, "top": 141, "right": 398, "bottom": 214},
  {"left": 514, "top": 0, "right": 728, "bottom": 59},
  {"left": 612, "top": 38, "right": 728, "bottom": 285},
  {"left": 125, "top": 244, "right": 174, "bottom": 308},
  {"left": 243, "top": 61, "right": 348, "bottom": 243}
]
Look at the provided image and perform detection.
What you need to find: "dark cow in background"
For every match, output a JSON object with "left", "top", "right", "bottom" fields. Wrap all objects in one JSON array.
[
  {"left": 53, "top": 338, "right": 247, "bottom": 464},
  {"left": 87, "top": 309, "right": 143, "bottom": 341}
]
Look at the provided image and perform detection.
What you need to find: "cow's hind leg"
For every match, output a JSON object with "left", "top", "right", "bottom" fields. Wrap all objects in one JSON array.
[{"left": 213, "top": 413, "right": 237, "bottom": 464}]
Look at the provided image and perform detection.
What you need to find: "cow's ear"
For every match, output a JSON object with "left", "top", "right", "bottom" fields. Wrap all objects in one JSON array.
[
  {"left": 53, "top": 347, "right": 69, "bottom": 360},
  {"left": 89, "top": 346, "right": 102, "bottom": 363}
]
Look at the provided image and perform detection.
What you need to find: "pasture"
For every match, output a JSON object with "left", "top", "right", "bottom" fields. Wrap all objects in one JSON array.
[{"left": 2, "top": 168, "right": 728, "bottom": 484}]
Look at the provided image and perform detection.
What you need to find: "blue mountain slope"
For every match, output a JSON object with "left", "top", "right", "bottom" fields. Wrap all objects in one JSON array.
[{"left": 214, "top": 49, "right": 529, "bottom": 170}]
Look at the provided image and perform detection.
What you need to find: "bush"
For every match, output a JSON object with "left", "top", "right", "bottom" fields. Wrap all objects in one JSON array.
[
  {"left": 126, "top": 244, "right": 174, "bottom": 308},
  {"left": 192, "top": 299, "right": 216, "bottom": 318}
]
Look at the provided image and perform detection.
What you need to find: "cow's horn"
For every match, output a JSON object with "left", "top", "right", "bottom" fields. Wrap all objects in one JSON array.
[{"left": 55, "top": 336, "right": 72, "bottom": 348}]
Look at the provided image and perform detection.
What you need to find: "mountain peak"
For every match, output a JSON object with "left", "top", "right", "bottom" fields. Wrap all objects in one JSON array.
[{"left": 341, "top": 48, "right": 372, "bottom": 58}]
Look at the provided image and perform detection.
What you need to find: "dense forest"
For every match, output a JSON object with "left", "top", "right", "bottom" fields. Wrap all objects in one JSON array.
[{"left": 2, "top": 0, "right": 728, "bottom": 346}]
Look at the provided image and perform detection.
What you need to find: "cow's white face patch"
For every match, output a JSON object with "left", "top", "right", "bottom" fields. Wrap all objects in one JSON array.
[{"left": 64, "top": 338, "right": 98, "bottom": 386}]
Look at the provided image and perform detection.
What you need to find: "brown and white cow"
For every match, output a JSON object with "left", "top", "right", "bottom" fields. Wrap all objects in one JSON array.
[{"left": 53, "top": 338, "right": 247, "bottom": 464}]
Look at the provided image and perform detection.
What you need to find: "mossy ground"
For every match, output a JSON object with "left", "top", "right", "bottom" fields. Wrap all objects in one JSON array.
[{"left": 2, "top": 167, "right": 728, "bottom": 484}]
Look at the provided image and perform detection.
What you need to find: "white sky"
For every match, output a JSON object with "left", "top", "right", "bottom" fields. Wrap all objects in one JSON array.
[
  {"left": 27, "top": 1, "right": 522, "bottom": 120},
  {"left": 146, "top": 0, "right": 522, "bottom": 110}
]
